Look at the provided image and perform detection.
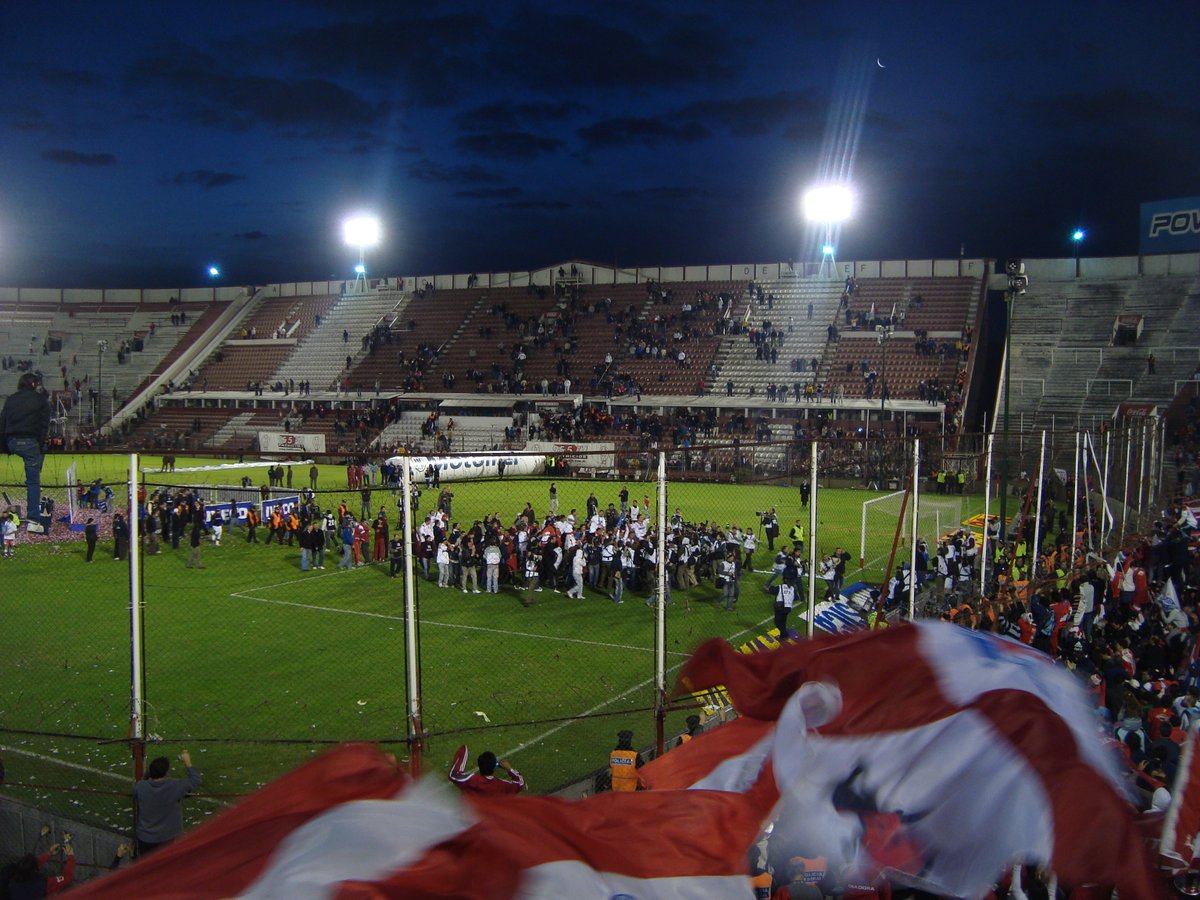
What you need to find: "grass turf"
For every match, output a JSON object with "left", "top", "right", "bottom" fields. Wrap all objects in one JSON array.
[{"left": 0, "top": 453, "right": 985, "bottom": 833}]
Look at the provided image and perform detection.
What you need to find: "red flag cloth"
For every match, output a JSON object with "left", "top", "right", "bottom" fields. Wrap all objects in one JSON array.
[
  {"left": 670, "top": 623, "right": 1163, "bottom": 898},
  {"left": 72, "top": 743, "right": 777, "bottom": 899},
  {"left": 1161, "top": 726, "right": 1200, "bottom": 869}
]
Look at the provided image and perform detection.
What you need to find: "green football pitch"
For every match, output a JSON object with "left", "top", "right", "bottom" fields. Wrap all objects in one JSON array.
[{"left": 0, "top": 453, "right": 985, "bottom": 833}]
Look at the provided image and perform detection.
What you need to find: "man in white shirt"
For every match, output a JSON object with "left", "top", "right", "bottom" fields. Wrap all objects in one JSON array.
[{"left": 774, "top": 579, "right": 797, "bottom": 638}]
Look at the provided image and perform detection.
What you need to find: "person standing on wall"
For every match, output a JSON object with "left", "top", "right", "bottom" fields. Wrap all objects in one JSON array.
[{"left": 0, "top": 372, "right": 51, "bottom": 533}]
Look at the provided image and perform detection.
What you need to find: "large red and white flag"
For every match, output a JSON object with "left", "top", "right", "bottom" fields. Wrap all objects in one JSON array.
[
  {"left": 72, "top": 742, "right": 777, "bottom": 899},
  {"left": 644, "top": 621, "right": 1162, "bottom": 898}
]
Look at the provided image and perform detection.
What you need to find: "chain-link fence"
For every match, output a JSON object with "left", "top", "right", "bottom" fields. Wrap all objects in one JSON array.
[{"left": 0, "top": 427, "right": 1162, "bottom": 836}]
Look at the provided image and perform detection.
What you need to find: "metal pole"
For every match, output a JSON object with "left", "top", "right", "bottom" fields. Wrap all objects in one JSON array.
[
  {"left": 655, "top": 451, "right": 667, "bottom": 756},
  {"left": 1032, "top": 431, "right": 1047, "bottom": 567},
  {"left": 127, "top": 453, "right": 146, "bottom": 782},
  {"left": 999, "top": 290, "right": 1013, "bottom": 540},
  {"left": 981, "top": 432, "right": 994, "bottom": 596},
  {"left": 1071, "top": 432, "right": 1080, "bottom": 568},
  {"left": 401, "top": 457, "right": 422, "bottom": 776},
  {"left": 1102, "top": 429, "right": 1112, "bottom": 545},
  {"left": 807, "top": 441, "right": 818, "bottom": 638},
  {"left": 1142, "top": 415, "right": 1152, "bottom": 513},
  {"left": 1120, "top": 423, "right": 1133, "bottom": 542},
  {"left": 1138, "top": 417, "right": 1149, "bottom": 518},
  {"left": 909, "top": 439, "right": 920, "bottom": 620}
]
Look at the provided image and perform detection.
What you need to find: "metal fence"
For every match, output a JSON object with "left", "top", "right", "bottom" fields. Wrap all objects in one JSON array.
[{"left": 0, "top": 424, "right": 1164, "bottom": 839}]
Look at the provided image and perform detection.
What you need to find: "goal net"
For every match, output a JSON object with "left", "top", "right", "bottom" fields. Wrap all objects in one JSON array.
[{"left": 860, "top": 490, "right": 968, "bottom": 577}]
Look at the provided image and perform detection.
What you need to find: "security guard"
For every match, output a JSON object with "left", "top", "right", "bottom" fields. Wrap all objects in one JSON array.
[
  {"left": 789, "top": 520, "right": 806, "bottom": 552},
  {"left": 676, "top": 714, "right": 701, "bottom": 747},
  {"left": 609, "top": 730, "right": 643, "bottom": 792}
]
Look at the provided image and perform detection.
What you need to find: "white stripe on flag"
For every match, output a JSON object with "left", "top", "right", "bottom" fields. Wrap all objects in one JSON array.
[
  {"left": 689, "top": 731, "right": 774, "bottom": 792},
  {"left": 238, "top": 778, "right": 474, "bottom": 900},
  {"left": 914, "top": 622, "right": 1124, "bottom": 792},
  {"left": 770, "top": 682, "right": 1055, "bottom": 895},
  {"left": 516, "top": 860, "right": 753, "bottom": 899}
]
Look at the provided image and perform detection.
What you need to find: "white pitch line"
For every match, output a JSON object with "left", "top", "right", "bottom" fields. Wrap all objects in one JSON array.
[
  {"left": 227, "top": 590, "right": 690, "bottom": 657},
  {"left": 0, "top": 744, "right": 224, "bottom": 807},
  {"left": 497, "top": 616, "right": 774, "bottom": 760}
]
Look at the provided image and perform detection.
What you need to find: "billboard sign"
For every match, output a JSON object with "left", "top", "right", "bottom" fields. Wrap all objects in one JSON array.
[
  {"left": 258, "top": 432, "right": 326, "bottom": 453},
  {"left": 1140, "top": 196, "right": 1200, "bottom": 254}
]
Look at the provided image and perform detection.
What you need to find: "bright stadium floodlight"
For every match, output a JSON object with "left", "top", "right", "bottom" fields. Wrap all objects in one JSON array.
[
  {"left": 342, "top": 213, "right": 381, "bottom": 293},
  {"left": 1072, "top": 229, "right": 1085, "bottom": 243},
  {"left": 802, "top": 184, "right": 855, "bottom": 224},
  {"left": 207, "top": 265, "right": 221, "bottom": 278},
  {"left": 343, "top": 215, "right": 381, "bottom": 250},
  {"left": 803, "top": 183, "right": 855, "bottom": 278}
]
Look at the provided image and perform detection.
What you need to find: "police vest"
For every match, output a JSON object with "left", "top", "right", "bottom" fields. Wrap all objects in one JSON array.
[
  {"left": 750, "top": 871, "right": 772, "bottom": 899},
  {"left": 609, "top": 748, "right": 639, "bottom": 791}
]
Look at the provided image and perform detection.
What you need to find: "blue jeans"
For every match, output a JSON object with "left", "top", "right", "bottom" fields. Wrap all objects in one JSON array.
[
  {"left": 300, "top": 548, "right": 310, "bottom": 570},
  {"left": 6, "top": 437, "right": 43, "bottom": 519}
]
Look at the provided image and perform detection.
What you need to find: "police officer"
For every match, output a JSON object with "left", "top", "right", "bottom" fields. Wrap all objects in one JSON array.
[{"left": 609, "top": 730, "right": 643, "bottom": 792}]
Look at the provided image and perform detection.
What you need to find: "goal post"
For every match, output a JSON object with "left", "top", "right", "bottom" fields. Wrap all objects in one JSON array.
[
  {"left": 861, "top": 490, "right": 904, "bottom": 568},
  {"left": 862, "top": 491, "right": 968, "bottom": 571}
]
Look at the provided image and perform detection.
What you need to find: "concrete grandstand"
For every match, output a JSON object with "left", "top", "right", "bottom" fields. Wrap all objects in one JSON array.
[{"left": 2, "top": 252, "right": 1197, "bottom": 458}]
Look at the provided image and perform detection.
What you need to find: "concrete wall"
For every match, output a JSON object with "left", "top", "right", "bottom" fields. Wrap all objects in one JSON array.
[{"left": 0, "top": 795, "right": 127, "bottom": 888}]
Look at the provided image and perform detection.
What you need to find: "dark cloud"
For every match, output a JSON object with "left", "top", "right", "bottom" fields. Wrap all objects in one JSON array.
[
  {"left": 456, "top": 187, "right": 524, "bottom": 199},
  {"left": 41, "top": 148, "right": 116, "bottom": 166},
  {"left": 408, "top": 158, "right": 503, "bottom": 184},
  {"left": 617, "top": 186, "right": 712, "bottom": 202},
  {"left": 39, "top": 68, "right": 103, "bottom": 87},
  {"left": 490, "top": 10, "right": 743, "bottom": 90},
  {"left": 1028, "top": 88, "right": 1199, "bottom": 136},
  {"left": 496, "top": 199, "right": 573, "bottom": 211},
  {"left": 235, "top": 230, "right": 269, "bottom": 240},
  {"left": 577, "top": 117, "right": 709, "bottom": 150},
  {"left": 127, "top": 47, "right": 377, "bottom": 132},
  {"left": 454, "top": 101, "right": 585, "bottom": 132},
  {"left": 167, "top": 169, "right": 246, "bottom": 189},
  {"left": 455, "top": 131, "right": 564, "bottom": 161},
  {"left": 677, "top": 90, "right": 821, "bottom": 136},
  {"left": 275, "top": 15, "right": 485, "bottom": 106}
]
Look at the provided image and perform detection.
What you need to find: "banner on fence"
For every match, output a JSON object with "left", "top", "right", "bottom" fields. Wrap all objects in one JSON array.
[
  {"left": 259, "top": 431, "right": 326, "bottom": 453},
  {"left": 525, "top": 441, "right": 616, "bottom": 475},
  {"left": 204, "top": 494, "right": 299, "bottom": 524},
  {"left": 385, "top": 454, "right": 547, "bottom": 482}
]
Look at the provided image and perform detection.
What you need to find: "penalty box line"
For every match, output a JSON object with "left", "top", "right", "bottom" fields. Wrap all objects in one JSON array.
[{"left": 228, "top": 574, "right": 690, "bottom": 658}]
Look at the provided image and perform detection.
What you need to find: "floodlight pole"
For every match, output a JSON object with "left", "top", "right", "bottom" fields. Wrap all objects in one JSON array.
[{"left": 351, "top": 246, "right": 368, "bottom": 294}]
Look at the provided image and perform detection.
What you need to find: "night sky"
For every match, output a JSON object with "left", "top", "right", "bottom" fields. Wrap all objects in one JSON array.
[{"left": 2, "top": 1, "right": 1198, "bottom": 288}]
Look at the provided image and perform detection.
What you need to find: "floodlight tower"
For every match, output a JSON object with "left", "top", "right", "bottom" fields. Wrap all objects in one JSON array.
[
  {"left": 342, "top": 214, "right": 381, "bottom": 294},
  {"left": 1072, "top": 228, "right": 1085, "bottom": 277},
  {"left": 803, "top": 184, "right": 854, "bottom": 279}
]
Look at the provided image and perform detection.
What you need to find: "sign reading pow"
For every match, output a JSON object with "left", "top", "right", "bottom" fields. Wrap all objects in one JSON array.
[{"left": 1140, "top": 196, "right": 1200, "bottom": 254}]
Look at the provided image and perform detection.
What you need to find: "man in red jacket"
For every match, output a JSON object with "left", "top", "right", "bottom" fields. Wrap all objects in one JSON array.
[{"left": 448, "top": 745, "right": 525, "bottom": 796}]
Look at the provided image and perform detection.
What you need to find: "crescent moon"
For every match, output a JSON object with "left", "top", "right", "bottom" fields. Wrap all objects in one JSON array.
[{"left": 876, "top": 58, "right": 886, "bottom": 68}]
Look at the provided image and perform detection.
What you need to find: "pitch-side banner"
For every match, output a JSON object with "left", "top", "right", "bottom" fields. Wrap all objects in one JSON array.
[
  {"left": 525, "top": 440, "right": 616, "bottom": 474},
  {"left": 385, "top": 454, "right": 546, "bottom": 482},
  {"left": 258, "top": 431, "right": 326, "bottom": 453}
]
